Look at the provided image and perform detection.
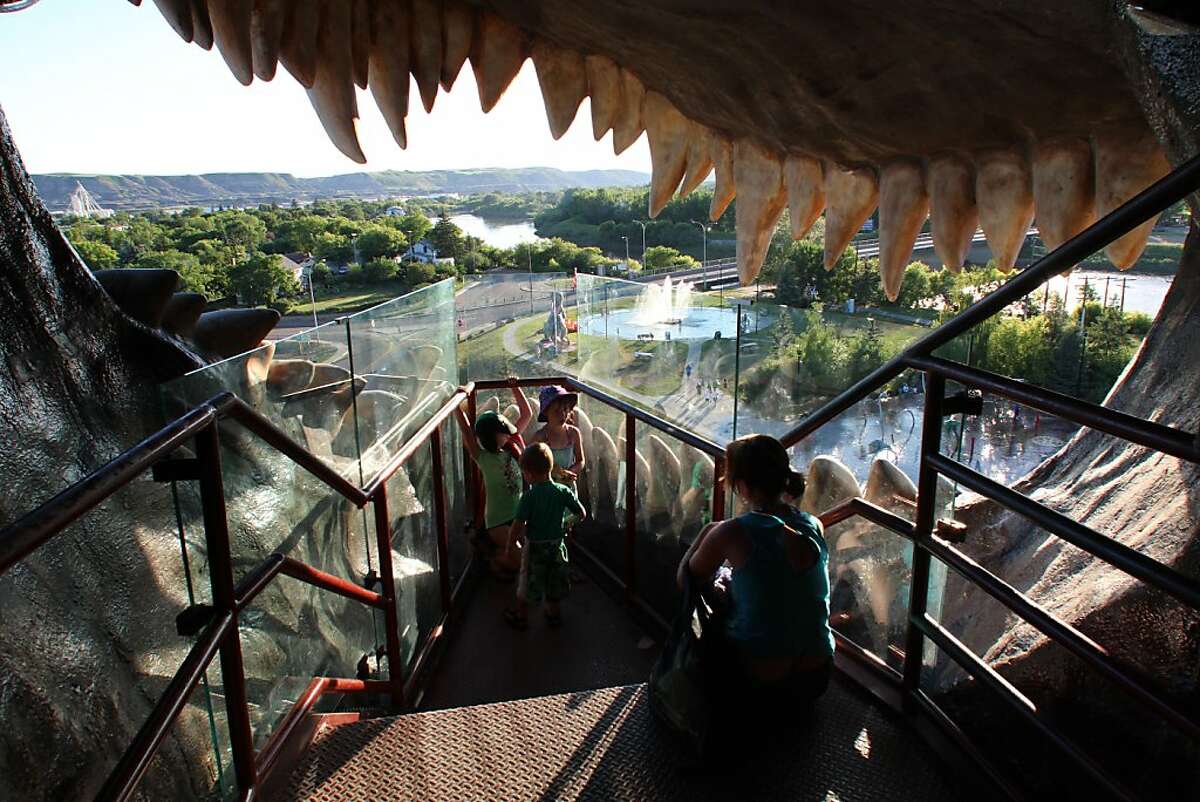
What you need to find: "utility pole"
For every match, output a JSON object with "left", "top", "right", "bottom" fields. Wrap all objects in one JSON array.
[
  {"left": 1120, "top": 276, "right": 1128, "bottom": 313},
  {"left": 691, "top": 220, "right": 708, "bottom": 290},
  {"left": 527, "top": 244, "right": 534, "bottom": 316},
  {"left": 636, "top": 221, "right": 647, "bottom": 266},
  {"left": 1075, "top": 279, "right": 1089, "bottom": 397},
  {"left": 1103, "top": 275, "right": 1111, "bottom": 308},
  {"left": 622, "top": 235, "right": 630, "bottom": 270}
]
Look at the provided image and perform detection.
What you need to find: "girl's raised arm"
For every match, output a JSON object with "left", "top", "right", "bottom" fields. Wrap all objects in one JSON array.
[
  {"left": 453, "top": 403, "right": 479, "bottom": 460},
  {"left": 510, "top": 378, "right": 534, "bottom": 433}
]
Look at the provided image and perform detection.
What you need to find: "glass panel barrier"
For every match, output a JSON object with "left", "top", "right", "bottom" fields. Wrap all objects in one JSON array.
[
  {"left": 570, "top": 390, "right": 627, "bottom": 583},
  {"left": 458, "top": 272, "right": 574, "bottom": 383},
  {"left": 0, "top": 480, "right": 228, "bottom": 800}
]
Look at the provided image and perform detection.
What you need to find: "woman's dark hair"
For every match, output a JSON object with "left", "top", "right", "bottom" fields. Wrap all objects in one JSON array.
[
  {"left": 474, "top": 412, "right": 517, "bottom": 453},
  {"left": 725, "top": 434, "right": 805, "bottom": 501}
]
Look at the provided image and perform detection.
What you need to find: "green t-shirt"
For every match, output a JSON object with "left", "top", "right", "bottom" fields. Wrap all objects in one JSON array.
[
  {"left": 476, "top": 449, "right": 522, "bottom": 529},
  {"left": 517, "top": 480, "right": 585, "bottom": 543}
]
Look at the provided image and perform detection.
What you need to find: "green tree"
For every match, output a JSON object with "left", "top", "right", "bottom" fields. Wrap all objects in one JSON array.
[
  {"left": 363, "top": 257, "right": 399, "bottom": 282},
  {"left": 73, "top": 240, "right": 119, "bottom": 270},
  {"left": 643, "top": 245, "right": 699, "bottom": 271},
  {"left": 405, "top": 261, "right": 436, "bottom": 287},
  {"left": 428, "top": 214, "right": 466, "bottom": 263},
  {"left": 131, "top": 249, "right": 223, "bottom": 296},
  {"left": 313, "top": 232, "right": 355, "bottom": 265},
  {"left": 397, "top": 211, "right": 432, "bottom": 245},
  {"left": 356, "top": 225, "right": 408, "bottom": 261},
  {"left": 228, "top": 252, "right": 298, "bottom": 307}
]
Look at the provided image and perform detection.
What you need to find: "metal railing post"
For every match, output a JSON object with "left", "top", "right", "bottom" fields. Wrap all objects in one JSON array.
[
  {"left": 712, "top": 455, "right": 726, "bottom": 523},
  {"left": 194, "top": 422, "right": 257, "bottom": 795},
  {"left": 371, "top": 485, "right": 406, "bottom": 710},
  {"left": 901, "top": 372, "right": 945, "bottom": 707},
  {"left": 466, "top": 390, "right": 484, "bottom": 533},
  {"left": 430, "top": 427, "right": 452, "bottom": 610},
  {"left": 624, "top": 412, "right": 637, "bottom": 594}
]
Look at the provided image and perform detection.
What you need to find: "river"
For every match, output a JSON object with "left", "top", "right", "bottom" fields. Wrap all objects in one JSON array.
[
  {"left": 1039, "top": 270, "right": 1171, "bottom": 317},
  {"left": 448, "top": 213, "right": 540, "bottom": 248}
]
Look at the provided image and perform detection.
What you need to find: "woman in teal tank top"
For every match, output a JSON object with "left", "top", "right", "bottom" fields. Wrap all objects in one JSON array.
[{"left": 678, "top": 434, "right": 834, "bottom": 709}]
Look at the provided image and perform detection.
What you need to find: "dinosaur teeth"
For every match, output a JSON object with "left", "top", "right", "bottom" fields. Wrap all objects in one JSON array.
[
  {"left": 152, "top": 0, "right": 195, "bottom": 43},
  {"left": 584, "top": 54, "right": 621, "bottom": 141},
  {"left": 1093, "top": 131, "right": 1171, "bottom": 269},
  {"left": 305, "top": 0, "right": 366, "bottom": 163},
  {"left": 244, "top": 340, "right": 276, "bottom": 383},
  {"left": 440, "top": 1, "right": 474, "bottom": 90},
  {"left": 733, "top": 139, "right": 787, "bottom": 285},
  {"left": 823, "top": 164, "right": 879, "bottom": 269},
  {"left": 410, "top": 0, "right": 442, "bottom": 113},
  {"left": 191, "top": 0, "right": 215, "bottom": 50},
  {"left": 611, "top": 68, "right": 645, "bottom": 155},
  {"left": 249, "top": 0, "right": 286, "bottom": 81},
  {"left": 783, "top": 155, "right": 824, "bottom": 240},
  {"left": 709, "top": 135, "right": 735, "bottom": 221},
  {"left": 266, "top": 358, "right": 318, "bottom": 395},
  {"left": 878, "top": 161, "right": 929, "bottom": 302},
  {"left": 279, "top": 0, "right": 319, "bottom": 88},
  {"left": 471, "top": 13, "right": 526, "bottom": 113},
  {"left": 93, "top": 269, "right": 180, "bottom": 328},
  {"left": 194, "top": 309, "right": 281, "bottom": 359},
  {"left": 369, "top": 0, "right": 411, "bottom": 149},
  {"left": 208, "top": 0, "right": 255, "bottom": 86},
  {"left": 350, "top": 0, "right": 371, "bottom": 89},
  {"left": 1032, "top": 139, "right": 1095, "bottom": 252},
  {"left": 976, "top": 149, "right": 1035, "bottom": 272},
  {"left": 162, "top": 292, "right": 208, "bottom": 339},
  {"left": 677, "top": 124, "right": 715, "bottom": 198},
  {"left": 928, "top": 156, "right": 977, "bottom": 274},
  {"left": 531, "top": 41, "right": 587, "bottom": 140},
  {"left": 642, "top": 91, "right": 690, "bottom": 217}
]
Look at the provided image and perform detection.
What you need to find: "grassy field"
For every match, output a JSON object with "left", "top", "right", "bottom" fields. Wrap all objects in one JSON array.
[{"left": 291, "top": 279, "right": 413, "bottom": 315}]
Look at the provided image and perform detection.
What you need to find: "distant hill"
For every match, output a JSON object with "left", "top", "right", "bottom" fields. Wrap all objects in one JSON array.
[{"left": 32, "top": 167, "right": 650, "bottom": 212}]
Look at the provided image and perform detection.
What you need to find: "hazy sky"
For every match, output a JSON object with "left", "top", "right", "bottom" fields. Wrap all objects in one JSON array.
[{"left": 0, "top": 1, "right": 651, "bottom": 177}]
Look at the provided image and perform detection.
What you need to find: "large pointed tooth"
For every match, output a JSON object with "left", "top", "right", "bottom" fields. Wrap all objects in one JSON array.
[
  {"left": 975, "top": 149, "right": 1034, "bottom": 272},
  {"left": 208, "top": 0, "right": 255, "bottom": 86},
  {"left": 470, "top": 13, "right": 525, "bottom": 113},
  {"left": 350, "top": 0, "right": 371, "bottom": 89},
  {"left": 642, "top": 91, "right": 690, "bottom": 217},
  {"left": 611, "top": 68, "right": 644, "bottom": 155},
  {"left": 279, "top": 0, "right": 319, "bottom": 88},
  {"left": 162, "top": 292, "right": 208, "bottom": 339},
  {"left": 1032, "top": 138, "right": 1095, "bottom": 252},
  {"left": 709, "top": 135, "right": 735, "bottom": 221},
  {"left": 306, "top": 1, "right": 366, "bottom": 163},
  {"left": 410, "top": 0, "right": 442, "bottom": 113},
  {"left": 93, "top": 269, "right": 180, "bottom": 328},
  {"left": 194, "top": 309, "right": 281, "bottom": 359},
  {"left": 823, "top": 164, "right": 879, "bottom": 269},
  {"left": 733, "top": 139, "right": 787, "bottom": 285},
  {"left": 531, "top": 41, "right": 587, "bottom": 140},
  {"left": 783, "top": 155, "right": 824, "bottom": 240},
  {"left": 878, "top": 161, "right": 930, "bottom": 302},
  {"left": 1094, "top": 131, "right": 1171, "bottom": 269},
  {"left": 152, "top": 0, "right": 195, "bottom": 43},
  {"left": 678, "top": 124, "right": 715, "bottom": 198},
  {"left": 440, "top": 1, "right": 473, "bottom": 90},
  {"left": 928, "top": 156, "right": 977, "bottom": 274},
  {"left": 369, "top": 0, "right": 410, "bottom": 149},
  {"left": 250, "top": 0, "right": 285, "bottom": 81},
  {"left": 191, "top": 0, "right": 214, "bottom": 50},
  {"left": 585, "top": 54, "right": 620, "bottom": 141}
]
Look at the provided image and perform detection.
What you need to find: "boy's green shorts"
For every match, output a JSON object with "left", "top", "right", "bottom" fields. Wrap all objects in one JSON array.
[{"left": 520, "top": 539, "right": 570, "bottom": 604}]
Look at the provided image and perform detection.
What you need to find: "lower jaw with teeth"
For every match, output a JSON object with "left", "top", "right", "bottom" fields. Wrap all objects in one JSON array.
[{"left": 144, "top": 0, "right": 1173, "bottom": 301}]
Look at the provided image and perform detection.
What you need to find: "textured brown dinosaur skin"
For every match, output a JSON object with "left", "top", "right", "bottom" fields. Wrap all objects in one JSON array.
[{"left": 0, "top": 2, "right": 1197, "bottom": 799}]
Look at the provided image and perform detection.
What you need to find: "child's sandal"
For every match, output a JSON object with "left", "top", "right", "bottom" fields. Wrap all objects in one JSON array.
[{"left": 503, "top": 608, "right": 528, "bottom": 630}]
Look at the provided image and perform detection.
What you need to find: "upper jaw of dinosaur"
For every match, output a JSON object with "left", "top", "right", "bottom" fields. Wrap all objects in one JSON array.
[{"left": 136, "top": 0, "right": 1174, "bottom": 301}]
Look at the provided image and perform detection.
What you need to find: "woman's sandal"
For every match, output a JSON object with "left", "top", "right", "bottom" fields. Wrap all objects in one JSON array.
[{"left": 503, "top": 608, "right": 528, "bottom": 630}]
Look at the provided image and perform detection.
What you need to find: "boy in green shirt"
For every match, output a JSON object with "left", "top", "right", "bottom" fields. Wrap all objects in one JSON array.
[{"left": 504, "top": 442, "right": 587, "bottom": 629}]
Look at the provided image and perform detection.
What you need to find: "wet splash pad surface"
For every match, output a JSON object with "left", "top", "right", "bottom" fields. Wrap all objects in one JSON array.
[{"left": 579, "top": 307, "right": 742, "bottom": 340}]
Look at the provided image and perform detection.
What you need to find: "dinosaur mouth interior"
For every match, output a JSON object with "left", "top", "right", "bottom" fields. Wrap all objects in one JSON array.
[{"left": 137, "top": 0, "right": 1171, "bottom": 302}]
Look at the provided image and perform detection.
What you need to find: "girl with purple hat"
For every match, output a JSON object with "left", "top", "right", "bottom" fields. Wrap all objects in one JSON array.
[{"left": 531, "top": 384, "right": 586, "bottom": 493}]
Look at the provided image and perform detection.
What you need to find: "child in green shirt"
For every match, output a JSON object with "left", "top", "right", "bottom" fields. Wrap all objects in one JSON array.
[
  {"left": 504, "top": 443, "right": 587, "bottom": 629},
  {"left": 453, "top": 379, "right": 533, "bottom": 577}
]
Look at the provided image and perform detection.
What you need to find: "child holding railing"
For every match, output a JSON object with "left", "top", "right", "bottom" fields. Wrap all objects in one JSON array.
[{"left": 453, "top": 378, "right": 533, "bottom": 579}]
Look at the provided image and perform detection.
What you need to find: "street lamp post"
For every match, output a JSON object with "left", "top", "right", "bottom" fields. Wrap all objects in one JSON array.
[
  {"left": 690, "top": 220, "right": 708, "bottom": 288},
  {"left": 636, "top": 221, "right": 647, "bottom": 266},
  {"left": 622, "top": 235, "right": 630, "bottom": 271}
]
